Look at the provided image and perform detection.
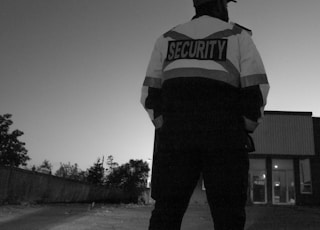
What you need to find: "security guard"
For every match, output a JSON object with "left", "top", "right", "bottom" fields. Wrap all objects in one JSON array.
[{"left": 141, "top": 0, "right": 269, "bottom": 229}]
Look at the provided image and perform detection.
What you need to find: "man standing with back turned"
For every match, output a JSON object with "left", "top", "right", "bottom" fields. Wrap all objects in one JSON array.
[{"left": 141, "top": 0, "right": 269, "bottom": 229}]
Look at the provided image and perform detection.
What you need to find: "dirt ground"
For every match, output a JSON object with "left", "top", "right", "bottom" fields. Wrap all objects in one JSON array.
[
  {"left": 1, "top": 203, "right": 320, "bottom": 230},
  {"left": 0, "top": 204, "right": 42, "bottom": 223}
]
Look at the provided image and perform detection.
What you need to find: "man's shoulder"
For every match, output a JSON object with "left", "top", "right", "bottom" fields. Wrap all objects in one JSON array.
[
  {"left": 230, "top": 22, "right": 252, "bottom": 36},
  {"left": 161, "top": 21, "right": 189, "bottom": 38}
]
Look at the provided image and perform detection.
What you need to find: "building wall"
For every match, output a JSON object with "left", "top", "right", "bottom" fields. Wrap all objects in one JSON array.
[
  {"left": 249, "top": 112, "right": 320, "bottom": 205},
  {"left": 294, "top": 157, "right": 320, "bottom": 206},
  {"left": 252, "top": 111, "right": 315, "bottom": 155},
  {"left": 311, "top": 118, "right": 320, "bottom": 205},
  {"left": 190, "top": 111, "right": 320, "bottom": 206},
  {"left": 313, "top": 118, "right": 320, "bottom": 156},
  {"left": 310, "top": 158, "right": 320, "bottom": 205}
]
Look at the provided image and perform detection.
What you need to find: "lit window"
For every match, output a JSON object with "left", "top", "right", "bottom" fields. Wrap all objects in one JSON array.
[{"left": 300, "top": 159, "right": 312, "bottom": 194}]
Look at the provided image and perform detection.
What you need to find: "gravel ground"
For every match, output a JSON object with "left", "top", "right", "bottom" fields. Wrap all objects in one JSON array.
[{"left": 1, "top": 203, "right": 320, "bottom": 230}]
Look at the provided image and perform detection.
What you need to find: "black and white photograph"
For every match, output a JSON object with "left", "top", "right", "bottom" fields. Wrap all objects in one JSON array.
[{"left": 1, "top": 0, "right": 319, "bottom": 229}]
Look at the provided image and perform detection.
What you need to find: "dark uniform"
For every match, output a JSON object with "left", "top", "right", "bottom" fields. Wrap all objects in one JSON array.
[{"left": 141, "top": 0, "right": 269, "bottom": 229}]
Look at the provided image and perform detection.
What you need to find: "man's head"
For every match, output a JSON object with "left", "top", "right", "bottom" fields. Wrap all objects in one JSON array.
[{"left": 192, "top": 0, "right": 237, "bottom": 22}]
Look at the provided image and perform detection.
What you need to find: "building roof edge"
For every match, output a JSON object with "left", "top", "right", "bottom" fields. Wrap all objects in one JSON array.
[{"left": 265, "top": 110, "right": 313, "bottom": 117}]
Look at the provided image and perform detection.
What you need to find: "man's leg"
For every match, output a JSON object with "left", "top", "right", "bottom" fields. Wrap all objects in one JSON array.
[
  {"left": 149, "top": 194, "right": 194, "bottom": 230},
  {"left": 149, "top": 162, "right": 200, "bottom": 230},
  {"left": 203, "top": 150, "right": 249, "bottom": 230},
  {"left": 149, "top": 131, "right": 200, "bottom": 230}
]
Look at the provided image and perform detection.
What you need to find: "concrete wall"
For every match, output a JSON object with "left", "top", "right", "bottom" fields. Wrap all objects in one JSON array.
[{"left": 0, "top": 166, "right": 129, "bottom": 204}]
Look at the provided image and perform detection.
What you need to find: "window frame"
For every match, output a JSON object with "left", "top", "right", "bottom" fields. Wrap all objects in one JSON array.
[{"left": 299, "top": 159, "right": 313, "bottom": 194}]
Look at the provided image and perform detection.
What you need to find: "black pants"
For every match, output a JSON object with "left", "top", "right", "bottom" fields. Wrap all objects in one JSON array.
[{"left": 149, "top": 130, "right": 249, "bottom": 230}]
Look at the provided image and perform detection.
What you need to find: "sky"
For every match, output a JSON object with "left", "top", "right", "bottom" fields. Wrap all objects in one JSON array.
[{"left": 1, "top": 0, "right": 320, "bottom": 172}]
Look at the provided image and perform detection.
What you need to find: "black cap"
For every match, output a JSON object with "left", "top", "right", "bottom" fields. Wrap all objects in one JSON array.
[{"left": 193, "top": 0, "right": 237, "bottom": 7}]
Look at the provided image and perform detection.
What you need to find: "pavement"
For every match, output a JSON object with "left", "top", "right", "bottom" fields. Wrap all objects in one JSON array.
[{"left": 0, "top": 203, "right": 320, "bottom": 229}]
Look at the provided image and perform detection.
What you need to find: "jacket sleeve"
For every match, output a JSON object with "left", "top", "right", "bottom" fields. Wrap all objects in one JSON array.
[
  {"left": 140, "top": 37, "right": 164, "bottom": 129},
  {"left": 239, "top": 31, "right": 270, "bottom": 133}
]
